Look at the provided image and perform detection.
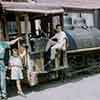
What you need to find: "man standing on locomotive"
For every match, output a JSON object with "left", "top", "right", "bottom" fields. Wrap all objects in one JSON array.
[
  {"left": 46, "top": 24, "right": 68, "bottom": 61},
  {"left": 0, "top": 33, "right": 22, "bottom": 100}
]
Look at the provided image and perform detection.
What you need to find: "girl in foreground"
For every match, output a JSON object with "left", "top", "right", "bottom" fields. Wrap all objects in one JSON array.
[{"left": 9, "top": 48, "right": 25, "bottom": 96}]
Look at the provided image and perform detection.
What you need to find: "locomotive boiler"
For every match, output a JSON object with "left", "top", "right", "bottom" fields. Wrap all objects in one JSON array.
[{"left": 64, "top": 16, "right": 100, "bottom": 73}]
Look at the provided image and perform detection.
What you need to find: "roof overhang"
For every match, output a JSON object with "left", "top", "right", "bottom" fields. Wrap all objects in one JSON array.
[
  {"left": 37, "top": 0, "right": 100, "bottom": 10},
  {"left": 1, "top": 2, "right": 64, "bottom": 14}
]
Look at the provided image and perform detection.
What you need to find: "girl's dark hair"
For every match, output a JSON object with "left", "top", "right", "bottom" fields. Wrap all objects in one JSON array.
[{"left": 56, "top": 24, "right": 61, "bottom": 28}]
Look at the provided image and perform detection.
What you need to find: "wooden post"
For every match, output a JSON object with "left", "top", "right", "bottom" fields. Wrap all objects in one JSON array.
[
  {"left": 41, "top": 16, "right": 48, "bottom": 33},
  {"left": 24, "top": 14, "right": 32, "bottom": 71},
  {"left": 1, "top": 15, "right": 9, "bottom": 40},
  {"left": 4, "top": 17, "right": 9, "bottom": 40},
  {"left": 30, "top": 19, "right": 35, "bottom": 33},
  {"left": 49, "top": 15, "right": 53, "bottom": 33},
  {"left": 0, "top": 20, "right": 2, "bottom": 34},
  {"left": 16, "top": 14, "right": 21, "bottom": 35},
  {"left": 24, "top": 14, "right": 31, "bottom": 52},
  {"left": 16, "top": 14, "right": 21, "bottom": 48},
  {"left": 24, "top": 14, "right": 31, "bottom": 81},
  {"left": 59, "top": 13, "right": 64, "bottom": 30}
]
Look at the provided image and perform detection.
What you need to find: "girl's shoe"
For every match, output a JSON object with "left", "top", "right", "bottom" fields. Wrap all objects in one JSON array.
[
  {"left": 1, "top": 96, "right": 8, "bottom": 100},
  {"left": 17, "top": 91, "right": 25, "bottom": 97}
]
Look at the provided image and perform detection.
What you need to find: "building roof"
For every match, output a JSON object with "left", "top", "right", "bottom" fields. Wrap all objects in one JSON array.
[
  {"left": 37, "top": 0, "right": 100, "bottom": 9},
  {"left": 1, "top": 2, "right": 64, "bottom": 14}
]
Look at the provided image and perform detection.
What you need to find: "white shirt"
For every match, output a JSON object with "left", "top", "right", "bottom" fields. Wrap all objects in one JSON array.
[{"left": 52, "top": 31, "right": 66, "bottom": 42}]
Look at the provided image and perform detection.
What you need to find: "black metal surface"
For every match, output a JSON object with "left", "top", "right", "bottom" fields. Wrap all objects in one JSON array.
[
  {"left": 64, "top": 17, "right": 100, "bottom": 50},
  {"left": 66, "top": 27, "right": 100, "bottom": 50},
  {"left": 29, "top": 37, "right": 48, "bottom": 52}
]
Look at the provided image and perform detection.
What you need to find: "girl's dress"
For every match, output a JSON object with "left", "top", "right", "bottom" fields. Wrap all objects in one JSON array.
[{"left": 9, "top": 56, "right": 23, "bottom": 80}]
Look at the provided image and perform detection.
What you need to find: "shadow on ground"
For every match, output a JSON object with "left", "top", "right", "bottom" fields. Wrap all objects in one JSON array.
[{"left": 7, "top": 71, "right": 99, "bottom": 98}]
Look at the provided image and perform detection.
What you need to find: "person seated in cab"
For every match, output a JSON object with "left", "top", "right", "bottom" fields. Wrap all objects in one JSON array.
[{"left": 45, "top": 24, "right": 68, "bottom": 62}]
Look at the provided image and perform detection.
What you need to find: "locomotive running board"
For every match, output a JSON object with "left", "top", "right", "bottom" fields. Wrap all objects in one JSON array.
[{"left": 67, "top": 47, "right": 100, "bottom": 54}]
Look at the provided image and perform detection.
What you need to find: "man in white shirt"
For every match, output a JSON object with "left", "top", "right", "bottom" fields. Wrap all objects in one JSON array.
[{"left": 46, "top": 24, "right": 68, "bottom": 60}]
